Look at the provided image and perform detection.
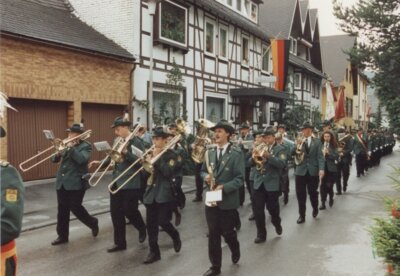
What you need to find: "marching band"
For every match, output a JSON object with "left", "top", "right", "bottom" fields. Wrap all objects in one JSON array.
[{"left": 2, "top": 92, "right": 397, "bottom": 275}]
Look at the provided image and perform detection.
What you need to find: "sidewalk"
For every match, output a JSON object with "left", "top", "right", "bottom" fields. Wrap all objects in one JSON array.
[{"left": 22, "top": 175, "right": 197, "bottom": 232}]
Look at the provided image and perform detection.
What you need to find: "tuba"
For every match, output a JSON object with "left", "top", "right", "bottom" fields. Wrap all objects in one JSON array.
[
  {"left": 175, "top": 118, "right": 191, "bottom": 136},
  {"left": 294, "top": 132, "right": 306, "bottom": 165},
  {"left": 191, "top": 119, "right": 215, "bottom": 164}
]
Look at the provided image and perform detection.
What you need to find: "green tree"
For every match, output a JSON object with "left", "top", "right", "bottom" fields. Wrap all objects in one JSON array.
[{"left": 333, "top": 0, "right": 400, "bottom": 134}]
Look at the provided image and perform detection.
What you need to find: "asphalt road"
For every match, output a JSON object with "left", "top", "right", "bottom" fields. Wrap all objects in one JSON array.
[{"left": 17, "top": 149, "right": 400, "bottom": 276}]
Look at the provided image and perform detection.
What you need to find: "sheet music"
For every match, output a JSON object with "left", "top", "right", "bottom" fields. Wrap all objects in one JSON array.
[
  {"left": 43, "top": 130, "right": 55, "bottom": 140},
  {"left": 205, "top": 190, "right": 222, "bottom": 206},
  {"left": 94, "top": 141, "right": 112, "bottom": 152},
  {"left": 131, "top": 145, "right": 144, "bottom": 158}
]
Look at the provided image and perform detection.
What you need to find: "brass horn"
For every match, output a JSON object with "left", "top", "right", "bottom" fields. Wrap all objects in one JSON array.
[{"left": 19, "top": 130, "right": 92, "bottom": 172}]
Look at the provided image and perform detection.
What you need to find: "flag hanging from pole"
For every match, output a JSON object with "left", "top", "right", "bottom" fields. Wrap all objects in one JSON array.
[
  {"left": 325, "top": 82, "right": 335, "bottom": 120},
  {"left": 335, "top": 86, "right": 346, "bottom": 120},
  {"left": 271, "top": 39, "right": 290, "bottom": 91}
]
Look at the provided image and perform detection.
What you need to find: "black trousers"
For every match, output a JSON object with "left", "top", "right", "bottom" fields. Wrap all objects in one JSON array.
[
  {"left": 145, "top": 201, "right": 179, "bottom": 257},
  {"left": 194, "top": 163, "right": 204, "bottom": 199},
  {"left": 253, "top": 188, "right": 281, "bottom": 238},
  {"left": 245, "top": 167, "right": 251, "bottom": 198},
  {"left": 295, "top": 172, "right": 319, "bottom": 218},
  {"left": 174, "top": 176, "right": 186, "bottom": 209},
  {"left": 205, "top": 206, "right": 240, "bottom": 271},
  {"left": 336, "top": 161, "right": 350, "bottom": 192},
  {"left": 320, "top": 170, "right": 336, "bottom": 203},
  {"left": 280, "top": 166, "right": 290, "bottom": 194},
  {"left": 110, "top": 189, "right": 146, "bottom": 247},
  {"left": 355, "top": 153, "right": 367, "bottom": 176},
  {"left": 56, "top": 186, "right": 97, "bottom": 239}
]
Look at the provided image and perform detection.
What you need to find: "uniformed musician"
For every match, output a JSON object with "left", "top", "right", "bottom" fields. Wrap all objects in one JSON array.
[
  {"left": 1, "top": 95, "right": 25, "bottom": 276},
  {"left": 276, "top": 124, "right": 294, "bottom": 204},
  {"left": 238, "top": 122, "right": 253, "bottom": 207},
  {"left": 353, "top": 127, "right": 369, "bottom": 177},
  {"left": 142, "top": 126, "right": 182, "bottom": 264},
  {"left": 336, "top": 128, "right": 353, "bottom": 193},
  {"left": 292, "top": 121, "right": 325, "bottom": 224},
  {"left": 50, "top": 123, "right": 98, "bottom": 246},
  {"left": 319, "top": 130, "right": 339, "bottom": 210},
  {"left": 252, "top": 127, "right": 286, "bottom": 243},
  {"left": 201, "top": 120, "right": 244, "bottom": 276},
  {"left": 247, "top": 130, "right": 262, "bottom": 221},
  {"left": 89, "top": 117, "right": 147, "bottom": 253}
]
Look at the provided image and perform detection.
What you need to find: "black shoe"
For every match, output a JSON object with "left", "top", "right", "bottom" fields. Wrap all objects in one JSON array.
[
  {"left": 231, "top": 246, "right": 240, "bottom": 264},
  {"left": 336, "top": 191, "right": 342, "bottom": 195},
  {"left": 143, "top": 252, "right": 161, "bottom": 264},
  {"left": 51, "top": 237, "right": 68, "bottom": 246},
  {"left": 283, "top": 194, "right": 289, "bottom": 205},
  {"left": 254, "top": 236, "right": 266, "bottom": 244},
  {"left": 203, "top": 268, "right": 221, "bottom": 276},
  {"left": 319, "top": 204, "right": 326, "bottom": 210},
  {"left": 248, "top": 213, "right": 255, "bottom": 221},
  {"left": 175, "top": 212, "right": 182, "bottom": 226},
  {"left": 356, "top": 174, "right": 360, "bottom": 178},
  {"left": 312, "top": 209, "right": 319, "bottom": 218},
  {"left": 192, "top": 197, "right": 202, "bottom": 202},
  {"left": 173, "top": 235, "right": 182, "bottom": 253},
  {"left": 139, "top": 228, "right": 147, "bottom": 243},
  {"left": 92, "top": 218, "right": 99, "bottom": 237},
  {"left": 275, "top": 224, "right": 282, "bottom": 235},
  {"left": 329, "top": 198, "right": 334, "bottom": 207},
  {"left": 235, "top": 221, "right": 241, "bottom": 231},
  {"left": 343, "top": 185, "right": 347, "bottom": 192},
  {"left": 107, "top": 245, "right": 126, "bottom": 253},
  {"left": 297, "top": 216, "right": 305, "bottom": 224}
]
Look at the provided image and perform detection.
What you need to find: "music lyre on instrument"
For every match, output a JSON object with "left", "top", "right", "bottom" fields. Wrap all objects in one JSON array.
[
  {"left": 88, "top": 123, "right": 142, "bottom": 187},
  {"left": 19, "top": 129, "right": 92, "bottom": 172},
  {"left": 107, "top": 134, "right": 182, "bottom": 194},
  {"left": 294, "top": 132, "right": 306, "bottom": 165},
  {"left": 204, "top": 149, "right": 222, "bottom": 207}
]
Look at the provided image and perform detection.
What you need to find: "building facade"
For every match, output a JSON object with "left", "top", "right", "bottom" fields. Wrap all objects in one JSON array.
[{"left": 69, "top": 0, "right": 288, "bottom": 129}]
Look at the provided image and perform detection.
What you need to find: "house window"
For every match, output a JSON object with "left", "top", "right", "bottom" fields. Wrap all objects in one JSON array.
[
  {"left": 244, "top": 0, "right": 250, "bottom": 16},
  {"left": 153, "top": 90, "right": 182, "bottom": 124},
  {"left": 262, "top": 45, "right": 270, "bottom": 72},
  {"left": 251, "top": 3, "right": 258, "bottom": 22},
  {"left": 219, "top": 26, "right": 228, "bottom": 58},
  {"left": 236, "top": 0, "right": 242, "bottom": 11},
  {"left": 290, "top": 37, "right": 297, "bottom": 55},
  {"left": 206, "top": 97, "right": 225, "bottom": 123},
  {"left": 227, "top": 0, "right": 233, "bottom": 6},
  {"left": 205, "top": 21, "right": 215, "bottom": 54},
  {"left": 306, "top": 48, "right": 310, "bottom": 61},
  {"left": 157, "top": 0, "right": 188, "bottom": 49},
  {"left": 242, "top": 36, "right": 249, "bottom": 65},
  {"left": 294, "top": 73, "right": 301, "bottom": 89}
]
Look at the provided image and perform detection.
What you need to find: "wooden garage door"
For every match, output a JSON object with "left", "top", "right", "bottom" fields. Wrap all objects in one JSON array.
[
  {"left": 8, "top": 99, "right": 68, "bottom": 181},
  {"left": 82, "top": 103, "right": 124, "bottom": 162}
]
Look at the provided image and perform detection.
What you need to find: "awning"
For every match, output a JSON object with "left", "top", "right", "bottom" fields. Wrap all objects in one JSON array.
[{"left": 230, "top": 87, "right": 289, "bottom": 101}]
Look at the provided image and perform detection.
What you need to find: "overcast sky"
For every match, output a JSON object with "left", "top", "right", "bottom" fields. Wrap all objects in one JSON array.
[{"left": 309, "top": 0, "right": 358, "bottom": 36}]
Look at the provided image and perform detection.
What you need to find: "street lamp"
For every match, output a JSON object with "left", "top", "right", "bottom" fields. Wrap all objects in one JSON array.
[{"left": 148, "top": 1, "right": 156, "bottom": 130}]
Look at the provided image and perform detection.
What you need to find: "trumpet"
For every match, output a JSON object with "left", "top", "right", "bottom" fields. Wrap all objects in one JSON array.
[
  {"left": 252, "top": 142, "right": 269, "bottom": 171},
  {"left": 107, "top": 134, "right": 182, "bottom": 194},
  {"left": 88, "top": 124, "right": 142, "bottom": 187},
  {"left": 19, "top": 130, "right": 92, "bottom": 172},
  {"left": 294, "top": 133, "right": 306, "bottom": 165},
  {"left": 322, "top": 141, "right": 330, "bottom": 157}
]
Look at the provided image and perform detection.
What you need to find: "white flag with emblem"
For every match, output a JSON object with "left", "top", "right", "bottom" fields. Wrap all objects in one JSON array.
[{"left": 325, "top": 82, "right": 335, "bottom": 120}]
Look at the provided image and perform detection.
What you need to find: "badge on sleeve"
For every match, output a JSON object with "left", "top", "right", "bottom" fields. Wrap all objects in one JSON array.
[
  {"left": 6, "top": 189, "right": 18, "bottom": 202},
  {"left": 280, "top": 153, "right": 286, "bottom": 160},
  {"left": 168, "top": 159, "right": 176, "bottom": 167}
]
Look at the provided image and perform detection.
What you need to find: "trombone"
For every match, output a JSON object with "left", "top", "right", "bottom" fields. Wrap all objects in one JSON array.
[
  {"left": 88, "top": 124, "right": 142, "bottom": 187},
  {"left": 19, "top": 130, "right": 92, "bottom": 172},
  {"left": 108, "top": 134, "right": 182, "bottom": 194}
]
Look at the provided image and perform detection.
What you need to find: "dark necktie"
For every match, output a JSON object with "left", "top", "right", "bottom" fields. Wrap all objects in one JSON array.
[
  {"left": 305, "top": 138, "right": 310, "bottom": 153},
  {"left": 216, "top": 148, "right": 223, "bottom": 170}
]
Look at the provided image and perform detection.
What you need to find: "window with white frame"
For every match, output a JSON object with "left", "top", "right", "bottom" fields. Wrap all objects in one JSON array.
[
  {"left": 294, "top": 73, "right": 302, "bottom": 89},
  {"left": 206, "top": 97, "right": 225, "bottom": 123},
  {"left": 290, "top": 37, "right": 297, "bottom": 55},
  {"left": 262, "top": 45, "right": 270, "bottom": 72},
  {"left": 251, "top": 3, "right": 258, "bottom": 22},
  {"left": 205, "top": 20, "right": 215, "bottom": 55},
  {"left": 153, "top": 89, "right": 183, "bottom": 124},
  {"left": 219, "top": 25, "right": 228, "bottom": 58},
  {"left": 227, "top": 0, "right": 233, "bottom": 6},
  {"left": 242, "top": 36, "right": 249, "bottom": 65},
  {"left": 236, "top": 0, "right": 242, "bottom": 12},
  {"left": 244, "top": 0, "right": 250, "bottom": 17},
  {"left": 158, "top": 0, "right": 188, "bottom": 48}
]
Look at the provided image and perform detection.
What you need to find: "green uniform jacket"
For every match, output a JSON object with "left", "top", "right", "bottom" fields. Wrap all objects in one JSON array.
[
  {"left": 292, "top": 137, "right": 325, "bottom": 176},
  {"left": 52, "top": 141, "right": 91, "bottom": 190},
  {"left": 110, "top": 137, "right": 144, "bottom": 190},
  {"left": 353, "top": 134, "right": 369, "bottom": 155},
  {"left": 201, "top": 144, "right": 245, "bottom": 210},
  {"left": 143, "top": 149, "right": 181, "bottom": 204},
  {"left": 1, "top": 162, "right": 25, "bottom": 245},
  {"left": 253, "top": 143, "right": 287, "bottom": 192},
  {"left": 324, "top": 145, "right": 339, "bottom": 172}
]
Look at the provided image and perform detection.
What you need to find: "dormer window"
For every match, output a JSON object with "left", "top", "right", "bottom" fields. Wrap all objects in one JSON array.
[
  {"left": 290, "top": 37, "right": 297, "bottom": 55},
  {"left": 251, "top": 3, "right": 258, "bottom": 22},
  {"left": 218, "top": 0, "right": 258, "bottom": 23}
]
